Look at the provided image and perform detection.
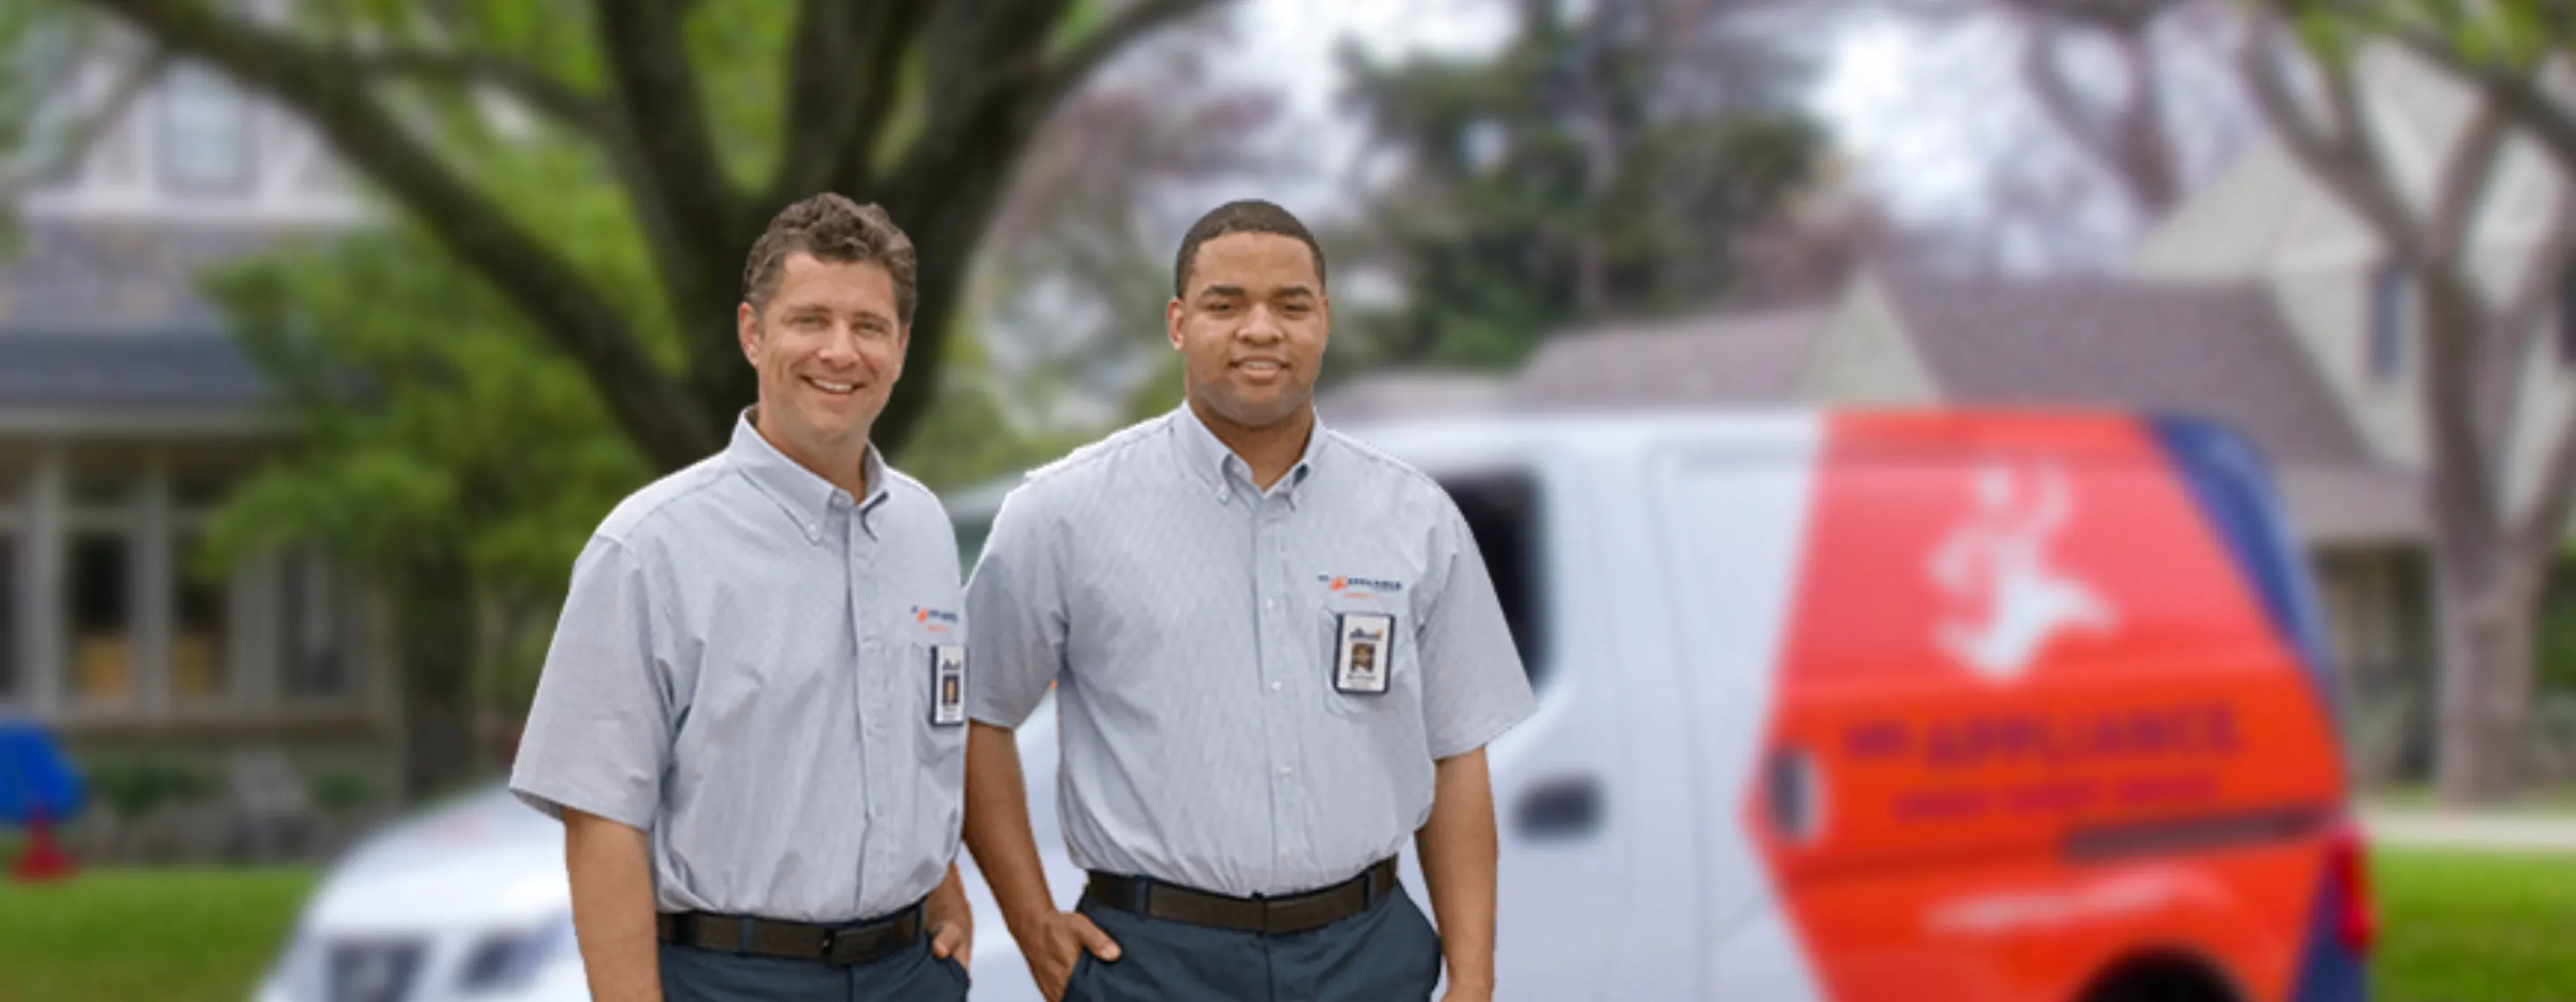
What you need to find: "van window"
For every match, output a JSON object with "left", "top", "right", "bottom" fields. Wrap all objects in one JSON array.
[{"left": 1439, "top": 473, "right": 1551, "bottom": 691}]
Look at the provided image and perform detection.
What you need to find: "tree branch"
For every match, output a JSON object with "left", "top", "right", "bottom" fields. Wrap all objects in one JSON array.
[
  {"left": 2238, "top": 15, "right": 2421, "bottom": 259},
  {"left": 589, "top": 0, "right": 741, "bottom": 328},
  {"left": 769, "top": 0, "right": 925, "bottom": 204},
  {"left": 82, "top": 0, "right": 718, "bottom": 469},
  {"left": 0, "top": 43, "right": 165, "bottom": 203},
  {"left": 2022, "top": 22, "right": 2122, "bottom": 165},
  {"left": 348, "top": 45, "right": 605, "bottom": 135},
  {"left": 1043, "top": 0, "right": 1223, "bottom": 101},
  {"left": 2427, "top": 93, "right": 2511, "bottom": 263},
  {"left": 2111, "top": 26, "right": 2180, "bottom": 214},
  {"left": 2415, "top": 34, "right": 2576, "bottom": 190},
  {"left": 2477, "top": 189, "right": 2576, "bottom": 459},
  {"left": 2005, "top": 0, "right": 2179, "bottom": 34}
]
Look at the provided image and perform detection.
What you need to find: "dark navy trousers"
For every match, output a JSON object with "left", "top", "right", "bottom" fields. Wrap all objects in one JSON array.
[
  {"left": 1060, "top": 885, "right": 1445, "bottom": 1001},
  {"left": 657, "top": 935, "right": 970, "bottom": 1001}
]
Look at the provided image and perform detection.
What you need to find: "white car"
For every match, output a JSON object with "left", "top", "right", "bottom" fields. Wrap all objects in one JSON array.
[{"left": 260, "top": 409, "right": 2368, "bottom": 1002}]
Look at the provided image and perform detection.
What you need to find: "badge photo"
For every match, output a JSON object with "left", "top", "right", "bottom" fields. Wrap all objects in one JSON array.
[
  {"left": 928, "top": 645, "right": 967, "bottom": 726},
  {"left": 1334, "top": 612, "right": 1394, "bottom": 695}
]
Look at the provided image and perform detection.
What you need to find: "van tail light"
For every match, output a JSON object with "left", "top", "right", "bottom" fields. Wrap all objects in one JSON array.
[{"left": 2325, "top": 815, "right": 2376, "bottom": 955}]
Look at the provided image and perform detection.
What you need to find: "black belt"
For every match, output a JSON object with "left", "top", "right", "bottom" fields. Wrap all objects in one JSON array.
[
  {"left": 1081, "top": 858, "right": 1399, "bottom": 937},
  {"left": 656, "top": 899, "right": 925, "bottom": 965}
]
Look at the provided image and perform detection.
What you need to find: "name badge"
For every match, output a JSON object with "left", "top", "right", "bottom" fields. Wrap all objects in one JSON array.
[
  {"left": 1334, "top": 613, "right": 1394, "bottom": 695},
  {"left": 929, "top": 645, "right": 967, "bottom": 726}
]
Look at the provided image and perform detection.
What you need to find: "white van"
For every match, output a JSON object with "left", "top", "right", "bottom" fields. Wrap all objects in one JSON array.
[{"left": 258, "top": 408, "right": 2370, "bottom": 1002}]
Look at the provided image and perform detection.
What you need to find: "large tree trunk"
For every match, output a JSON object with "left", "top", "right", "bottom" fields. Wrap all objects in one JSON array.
[
  {"left": 2431, "top": 556, "right": 2538, "bottom": 803},
  {"left": 395, "top": 556, "right": 478, "bottom": 801}
]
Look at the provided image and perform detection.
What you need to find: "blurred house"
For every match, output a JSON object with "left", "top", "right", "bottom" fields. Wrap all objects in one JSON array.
[
  {"left": 1325, "top": 47, "right": 2576, "bottom": 784},
  {"left": 2, "top": 40, "right": 395, "bottom": 806}
]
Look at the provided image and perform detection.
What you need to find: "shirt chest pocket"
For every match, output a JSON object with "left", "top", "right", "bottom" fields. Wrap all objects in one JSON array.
[
  {"left": 902, "top": 601, "right": 967, "bottom": 717},
  {"left": 1314, "top": 590, "right": 1420, "bottom": 720}
]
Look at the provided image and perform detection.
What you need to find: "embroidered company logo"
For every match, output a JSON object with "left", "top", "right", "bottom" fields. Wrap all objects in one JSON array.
[
  {"left": 911, "top": 607, "right": 960, "bottom": 633},
  {"left": 1320, "top": 574, "right": 1407, "bottom": 598},
  {"left": 1926, "top": 463, "right": 2116, "bottom": 684}
]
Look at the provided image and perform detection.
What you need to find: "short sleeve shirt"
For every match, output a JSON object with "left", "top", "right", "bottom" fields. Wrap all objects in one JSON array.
[
  {"left": 965, "top": 405, "right": 1536, "bottom": 896},
  {"left": 510, "top": 414, "right": 968, "bottom": 922}
]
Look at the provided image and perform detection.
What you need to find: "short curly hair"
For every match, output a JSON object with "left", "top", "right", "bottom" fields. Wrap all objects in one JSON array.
[
  {"left": 742, "top": 193, "right": 918, "bottom": 325},
  {"left": 1174, "top": 199, "right": 1326, "bottom": 299}
]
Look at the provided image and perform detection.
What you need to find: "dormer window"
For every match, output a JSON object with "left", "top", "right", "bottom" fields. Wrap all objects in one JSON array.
[
  {"left": 157, "top": 62, "right": 252, "bottom": 195},
  {"left": 2370, "top": 259, "right": 2410, "bottom": 381}
]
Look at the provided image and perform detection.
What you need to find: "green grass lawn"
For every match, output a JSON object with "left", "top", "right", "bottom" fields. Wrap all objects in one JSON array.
[
  {"left": 0, "top": 850, "right": 2566, "bottom": 1001},
  {"left": 2373, "top": 846, "right": 2576, "bottom": 1002},
  {"left": 0, "top": 868, "right": 316, "bottom": 1002}
]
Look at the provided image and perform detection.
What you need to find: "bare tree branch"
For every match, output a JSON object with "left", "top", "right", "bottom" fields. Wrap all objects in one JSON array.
[
  {"left": 2413, "top": 34, "right": 2576, "bottom": 188},
  {"left": 2110, "top": 26, "right": 2181, "bottom": 214},
  {"left": 1043, "top": 0, "right": 1224, "bottom": 100},
  {"left": 2005, "top": 0, "right": 2179, "bottom": 33},
  {"left": 2238, "top": 18, "right": 2421, "bottom": 259},
  {"left": 0, "top": 43, "right": 164, "bottom": 203},
  {"left": 2428, "top": 95, "right": 2511, "bottom": 262},
  {"left": 2477, "top": 189, "right": 2576, "bottom": 459},
  {"left": 82, "top": 0, "right": 718, "bottom": 469},
  {"left": 2022, "top": 23, "right": 2119, "bottom": 158}
]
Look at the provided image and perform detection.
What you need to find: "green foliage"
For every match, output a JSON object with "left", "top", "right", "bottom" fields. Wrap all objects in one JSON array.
[
  {"left": 2287, "top": 0, "right": 2572, "bottom": 71},
  {"left": 198, "top": 220, "right": 648, "bottom": 607},
  {"left": 1339, "top": 0, "right": 1824, "bottom": 369},
  {"left": 305, "top": 769, "right": 383, "bottom": 812},
  {"left": 80, "top": 758, "right": 219, "bottom": 821}
]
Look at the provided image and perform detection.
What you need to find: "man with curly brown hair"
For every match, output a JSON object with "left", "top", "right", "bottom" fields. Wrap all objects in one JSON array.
[{"left": 513, "top": 193, "right": 975, "bottom": 1001}]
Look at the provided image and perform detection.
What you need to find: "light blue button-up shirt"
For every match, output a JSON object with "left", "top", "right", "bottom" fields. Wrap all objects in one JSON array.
[
  {"left": 511, "top": 413, "right": 968, "bottom": 922},
  {"left": 967, "top": 405, "right": 1536, "bottom": 897}
]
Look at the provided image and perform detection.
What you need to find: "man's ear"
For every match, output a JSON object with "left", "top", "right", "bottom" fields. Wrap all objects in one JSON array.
[
  {"left": 1165, "top": 298, "right": 1186, "bottom": 352},
  {"left": 738, "top": 301, "right": 761, "bottom": 364}
]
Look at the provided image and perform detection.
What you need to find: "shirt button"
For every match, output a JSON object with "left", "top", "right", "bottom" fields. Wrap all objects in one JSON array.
[
  {"left": 1277, "top": 765, "right": 1293, "bottom": 777},
  {"left": 1270, "top": 680, "right": 1284, "bottom": 692}
]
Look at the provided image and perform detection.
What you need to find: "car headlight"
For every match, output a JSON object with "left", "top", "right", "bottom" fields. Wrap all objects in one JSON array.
[{"left": 454, "top": 911, "right": 578, "bottom": 995}]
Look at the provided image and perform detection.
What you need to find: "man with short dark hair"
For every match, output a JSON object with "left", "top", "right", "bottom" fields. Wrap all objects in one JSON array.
[
  {"left": 964, "top": 198, "right": 1535, "bottom": 1001},
  {"left": 513, "top": 193, "right": 974, "bottom": 1001}
]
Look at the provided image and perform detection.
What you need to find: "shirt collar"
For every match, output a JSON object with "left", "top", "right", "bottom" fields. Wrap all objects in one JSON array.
[
  {"left": 1171, "top": 403, "right": 1326, "bottom": 506},
  {"left": 728, "top": 410, "right": 893, "bottom": 541}
]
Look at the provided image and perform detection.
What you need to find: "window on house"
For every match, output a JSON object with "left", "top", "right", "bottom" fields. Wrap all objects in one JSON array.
[
  {"left": 172, "top": 467, "right": 233, "bottom": 706},
  {"left": 66, "top": 467, "right": 136, "bottom": 706},
  {"left": 68, "top": 530, "right": 131, "bottom": 704},
  {"left": 172, "top": 527, "right": 230, "bottom": 705},
  {"left": 2371, "top": 261, "right": 2411, "bottom": 380},
  {"left": 278, "top": 549, "right": 352, "bottom": 702},
  {"left": 157, "top": 62, "right": 253, "bottom": 194}
]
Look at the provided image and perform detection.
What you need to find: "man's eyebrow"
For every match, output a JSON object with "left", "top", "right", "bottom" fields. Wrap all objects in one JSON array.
[
  {"left": 1274, "top": 285, "right": 1318, "bottom": 300},
  {"left": 1199, "top": 284, "right": 1246, "bottom": 299}
]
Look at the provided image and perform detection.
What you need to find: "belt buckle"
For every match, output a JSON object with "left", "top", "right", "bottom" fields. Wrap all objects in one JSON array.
[{"left": 817, "top": 927, "right": 837, "bottom": 959}]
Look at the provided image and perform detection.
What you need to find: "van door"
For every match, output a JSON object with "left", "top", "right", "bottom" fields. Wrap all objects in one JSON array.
[
  {"left": 1648, "top": 431, "right": 1836, "bottom": 1002},
  {"left": 1408, "top": 454, "right": 1707, "bottom": 999}
]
